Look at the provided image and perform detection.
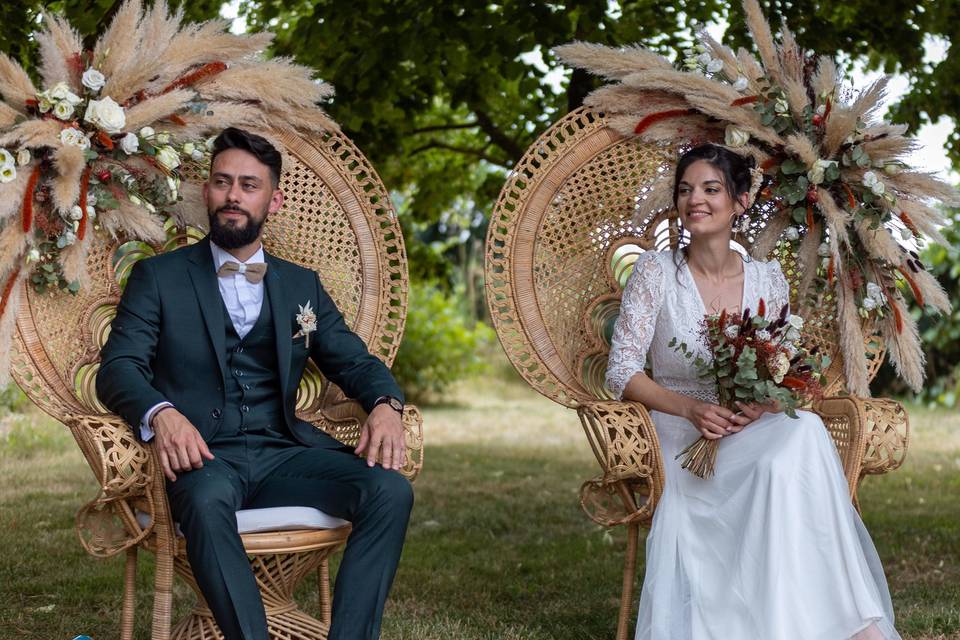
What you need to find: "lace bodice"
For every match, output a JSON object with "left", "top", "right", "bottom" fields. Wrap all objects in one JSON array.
[{"left": 605, "top": 250, "right": 790, "bottom": 403}]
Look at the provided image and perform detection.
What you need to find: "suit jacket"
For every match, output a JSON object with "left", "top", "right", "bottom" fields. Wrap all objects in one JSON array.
[{"left": 96, "top": 236, "right": 403, "bottom": 447}]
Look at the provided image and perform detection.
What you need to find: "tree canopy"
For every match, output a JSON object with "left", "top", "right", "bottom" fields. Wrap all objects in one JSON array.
[{"left": 3, "top": 0, "right": 958, "bottom": 283}]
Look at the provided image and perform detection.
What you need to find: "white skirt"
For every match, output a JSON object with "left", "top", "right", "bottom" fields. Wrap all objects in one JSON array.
[{"left": 636, "top": 410, "right": 901, "bottom": 640}]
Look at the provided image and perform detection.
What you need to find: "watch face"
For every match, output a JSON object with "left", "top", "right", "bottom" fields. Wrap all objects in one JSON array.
[{"left": 388, "top": 397, "right": 404, "bottom": 412}]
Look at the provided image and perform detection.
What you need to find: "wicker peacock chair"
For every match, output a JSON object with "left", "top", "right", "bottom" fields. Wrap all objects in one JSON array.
[
  {"left": 11, "top": 128, "right": 424, "bottom": 640},
  {"left": 484, "top": 107, "right": 908, "bottom": 640}
]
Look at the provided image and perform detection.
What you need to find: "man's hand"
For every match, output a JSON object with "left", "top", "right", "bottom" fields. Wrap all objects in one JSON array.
[
  {"left": 355, "top": 404, "right": 406, "bottom": 471},
  {"left": 152, "top": 408, "right": 214, "bottom": 482}
]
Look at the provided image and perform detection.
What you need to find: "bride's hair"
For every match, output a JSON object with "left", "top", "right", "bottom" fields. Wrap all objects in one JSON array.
[
  {"left": 672, "top": 143, "right": 755, "bottom": 209},
  {"left": 671, "top": 143, "right": 756, "bottom": 278}
]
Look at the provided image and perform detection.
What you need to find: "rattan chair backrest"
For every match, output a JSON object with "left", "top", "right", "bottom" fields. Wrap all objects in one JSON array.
[
  {"left": 485, "top": 108, "right": 883, "bottom": 409},
  {"left": 11, "top": 129, "right": 408, "bottom": 430}
]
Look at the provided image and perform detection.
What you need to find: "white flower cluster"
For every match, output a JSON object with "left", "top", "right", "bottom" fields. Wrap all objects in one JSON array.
[
  {"left": 36, "top": 82, "right": 83, "bottom": 120},
  {"left": 806, "top": 158, "right": 838, "bottom": 185},
  {"left": 861, "top": 281, "right": 888, "bottom": 312}
]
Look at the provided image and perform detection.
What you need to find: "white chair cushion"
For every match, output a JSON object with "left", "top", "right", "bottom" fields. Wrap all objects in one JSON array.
[{"left": 136, "top": 506, "right": 350, "bottom": 537}]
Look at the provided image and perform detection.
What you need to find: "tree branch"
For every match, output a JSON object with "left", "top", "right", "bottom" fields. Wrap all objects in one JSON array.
[
  {"left": 410, "top": 141, "right": 507, "bottom": 166},
  {"left": 472, "top": 108, "right": 524, "bottom": 163},
  {"left": 412, "top": 121, "right": 479, "bottom": 134}
]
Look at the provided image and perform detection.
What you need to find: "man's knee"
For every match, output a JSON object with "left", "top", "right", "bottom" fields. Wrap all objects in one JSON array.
[
  {"left": 369, "top": 471, "right": 414, "bottom": 517},
  {"left": 168, "top": 472, "right": 240, "bottom": 524}
]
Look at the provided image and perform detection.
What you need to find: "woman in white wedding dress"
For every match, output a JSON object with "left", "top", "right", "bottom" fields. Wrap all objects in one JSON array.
[{"left": 606, "top": 144, "right": 900, "bottom": 640}]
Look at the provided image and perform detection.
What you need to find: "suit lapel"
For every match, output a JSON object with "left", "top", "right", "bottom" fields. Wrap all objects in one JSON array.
[
  {"left": 186, "top": 237, "right": 227, "bottom": 382},
  {"left": 264, "top": 253, "right": 291, "bottom": 398}
]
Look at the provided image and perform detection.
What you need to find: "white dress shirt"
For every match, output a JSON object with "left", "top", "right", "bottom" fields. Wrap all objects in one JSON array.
[{"left": 139, "top": 241, "right": 266, "bottom": 441}]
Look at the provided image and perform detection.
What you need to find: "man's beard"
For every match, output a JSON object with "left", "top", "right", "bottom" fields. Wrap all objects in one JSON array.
[{"left": 208, "top": 205, "right": 266, "bottom": 249}]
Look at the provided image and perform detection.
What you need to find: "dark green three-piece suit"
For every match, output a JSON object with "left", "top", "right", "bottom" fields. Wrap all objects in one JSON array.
[{"left": 96, "top": 236, "right": 412, "bottom": 640}]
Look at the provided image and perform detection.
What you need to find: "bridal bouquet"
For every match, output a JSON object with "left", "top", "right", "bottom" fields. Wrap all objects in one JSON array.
[{"left": 668, "top": 299, "right": 829, "bottom": 478}]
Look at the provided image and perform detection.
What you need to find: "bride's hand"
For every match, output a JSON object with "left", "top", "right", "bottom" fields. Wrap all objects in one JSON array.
[
  {"left": 683, "top": 401, "right": 750, "bottom": 439},
  {"left": 734, "top": 400, "right": 780, "bottom": 423}
]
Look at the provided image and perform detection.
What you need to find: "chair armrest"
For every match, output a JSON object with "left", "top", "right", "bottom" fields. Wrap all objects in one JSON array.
[
  {"left": 576, "top": 400, "right": 664, "bottom": 527},
  {"left": 310, "top": 404, "right": 424, "bottom": 482},
  {"left": 815, "top": 396, "right": 909, "bottom": 497},
  {"left": 62, "top": 413, "right": 160, "bottom": 558}
]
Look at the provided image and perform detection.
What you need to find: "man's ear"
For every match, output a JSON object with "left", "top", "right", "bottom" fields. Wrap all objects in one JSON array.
[{"left": 268, "top": 188, "right": 284, "bottom": 214}]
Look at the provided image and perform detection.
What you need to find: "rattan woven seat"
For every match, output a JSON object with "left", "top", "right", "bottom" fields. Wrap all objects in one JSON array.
[
  {"left": 484, "top": 108, "right": 908, "bottom": 640},
  {"left": 11, "top": 129, "right": 424, "bottom": 640}
]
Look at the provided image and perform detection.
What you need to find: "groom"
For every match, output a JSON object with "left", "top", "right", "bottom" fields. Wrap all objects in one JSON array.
[{"left": 96, "top": 127, "right": 412, "bottom": 640}]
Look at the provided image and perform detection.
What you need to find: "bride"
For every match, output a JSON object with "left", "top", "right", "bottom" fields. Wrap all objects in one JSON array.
[{"left": 606, "top": 143, "right": 900, "bottom": 640}]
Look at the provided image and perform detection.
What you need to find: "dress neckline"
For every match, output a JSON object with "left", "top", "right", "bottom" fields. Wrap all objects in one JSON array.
[{"left": 676, "top": 249, "right": 749, "bottom": 317}]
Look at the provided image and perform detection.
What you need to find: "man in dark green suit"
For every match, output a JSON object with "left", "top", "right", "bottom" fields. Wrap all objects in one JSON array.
[{"left": 96, "top": 128, "right": 412, "bottom": 640}]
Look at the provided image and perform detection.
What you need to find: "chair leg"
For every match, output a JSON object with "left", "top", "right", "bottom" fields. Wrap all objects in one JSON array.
[
  {"left": 616, "top": 522, "right": 640, "bottom": 640},
  {"left": 121, "top": 546, "right": 138, "bottom": 640},
  {"left": 318, "top": 558, "right": 332, "bottom": 626},
  {"left": 151, "top": 538, "right": 175, "bottom": 640}
]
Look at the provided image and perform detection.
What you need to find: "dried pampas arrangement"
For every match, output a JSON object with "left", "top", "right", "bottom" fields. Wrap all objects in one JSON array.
[
  {"left": 555, "top": 0, "right": 956, "bottom": 395},
  {"left": 0, "top": 0, "right": 338, "bottom": 382}
]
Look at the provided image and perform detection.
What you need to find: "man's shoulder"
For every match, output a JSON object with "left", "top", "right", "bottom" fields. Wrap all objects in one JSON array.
[{"left": 132, "top": 240, "right": 200, "bottom": 274}]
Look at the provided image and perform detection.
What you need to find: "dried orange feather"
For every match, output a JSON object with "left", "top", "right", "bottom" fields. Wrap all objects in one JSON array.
[
  {"left": 21, "top": 163, "right": 42, "bottom": 233},
  {"left": 0, "top": 267, "right": 21, "bottom": 320}
]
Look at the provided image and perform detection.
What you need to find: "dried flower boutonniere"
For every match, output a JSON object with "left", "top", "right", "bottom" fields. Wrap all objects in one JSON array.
[{"left": 295, "top": 301, "right": 318, "bottom": 348}]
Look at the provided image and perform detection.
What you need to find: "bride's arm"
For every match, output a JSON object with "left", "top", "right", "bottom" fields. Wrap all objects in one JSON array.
[
  {"left": 606, "top": 253, "right": 745, "bottom": 438},
  {"left": 622, "top": 371, "right": 746, "bottom": 438}
]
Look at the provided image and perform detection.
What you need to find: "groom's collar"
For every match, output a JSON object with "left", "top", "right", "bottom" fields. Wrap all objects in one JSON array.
[{"left": 209, "top": 240, "right": 265, "bottom": 271}]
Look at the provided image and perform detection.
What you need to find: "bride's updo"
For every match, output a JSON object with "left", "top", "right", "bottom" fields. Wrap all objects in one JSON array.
[{"left": 672, "top": 143, "right": 756, "bottom": 209}]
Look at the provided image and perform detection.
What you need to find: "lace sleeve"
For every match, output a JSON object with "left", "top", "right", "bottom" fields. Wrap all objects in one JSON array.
[
  {"left": 765, "top": 259, "right": 791, "bottom": 319},
  {"left": 605, "top": 252, "right": 665, "bottom": 399}
]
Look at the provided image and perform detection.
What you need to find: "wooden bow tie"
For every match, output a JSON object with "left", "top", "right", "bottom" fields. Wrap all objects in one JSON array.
[{"left": 217, "top": 261, "right": 268, "bottom": 284}]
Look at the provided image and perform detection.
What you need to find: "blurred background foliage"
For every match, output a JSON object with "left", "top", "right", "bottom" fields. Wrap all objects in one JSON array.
[{"left": 1, "top": 0, "right": 957, "bottom": 403}]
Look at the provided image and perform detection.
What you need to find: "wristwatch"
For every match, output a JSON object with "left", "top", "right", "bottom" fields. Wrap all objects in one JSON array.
[{"left": 372, "top": 395, "right": 404, "bottom": 414}]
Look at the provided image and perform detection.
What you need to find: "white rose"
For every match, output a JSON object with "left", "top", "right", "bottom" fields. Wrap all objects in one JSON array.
[
  {"left": 37, "top": 93, "right": 53, "bottom": 113},
  {"left": 49, "top": 82, "right": 82, "bottom": 105},
  {"left": 696, "top": 52, "right": 712, "bottom": 67},
  {"left": 706, "top": 58, "right": 724, "bottom": 74},
  {"left": 724, "top": 124, "right": 750, "bottom": 148},
  {"left": 724, "top": 325, "right": 740, "bottom": 339},
  {"left": 862, "top": 170, "right": 886, "bottom": 195},
  {"left": 883, "top": 162, "right": 903, "bottom": 175},
  {"left": 16, "top": 149, "right": 30, "bottom": 166},
  {"left": 190, "top": 148, "right": 204, "bottom": 161},
  {"left": 139, "top": 126, "right": 155, "bottom": 139},
  {"left": 756, "top": 329, "right": 772, "bottom": 342},
  {"left": 806, "top": 158, "right": 836, "bottom": 185},
  {"left": 784, "top": 226, "right": 800, "bottom": 241},
  {"left": 119, "top": 132, "right": 139, "bottom": 155},
  {"left": 817, "top": 242, "right": 831, "bottom": 257},
  {"left": 155, "top": 132, "right": 171, "bottom": 145},
  {"left": 862, "top": 297, "right": 877, "bottom": 311},
  {"left": 786, "top": 327, "right": 801, "bottom": 342},
  {"left": 733, "top": 76, "right": 749, "bottom": 92},
  {"left": 81, "top": 68, "right": 106, "bottom": 92},
  {"left": 59, "top": 127, "right": 90, "bottom": 150},
  {"left": 0, "top": 164, "right": 15, "bottom": 183},
  {"left": 69, "top": 205, "right": 84, "bottom": 221},
  {"left": 0, "top": 148, "right": 13, "bottom": 166},
  {"left": 770, "top": 352, "right": 791, "bottom": 384},
  {"left": 182, "top": 142, "right": 195, "bottom": 155},
  {"left": 84, "top": 96, "right": 126, "bottom": 134},
  {"left": 155, "top": 145, "right": 181, "bottom": 171},
  {"left": 866, "top": 282, "right": 886, "bottom": 305},
  {"left": 53, "top": 100, "right": 75, "bottom": 120},
  {"left": 787, "top": 314, "right": 804, "bottom": 330},
  {"left": 27, "top": 248, "right": 40, "bottom": 262}
]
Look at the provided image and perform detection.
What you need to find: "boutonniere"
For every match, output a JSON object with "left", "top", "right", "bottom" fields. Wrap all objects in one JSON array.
[{"left": 294, "top": 300, "right": 317, "bottom": 347}]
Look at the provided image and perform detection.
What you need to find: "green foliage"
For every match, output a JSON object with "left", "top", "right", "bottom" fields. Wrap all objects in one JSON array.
[
  {"left": 0, "top": 384, "right": 29, "bottom": 414},
  {"left": 391, "top": 282, "right": 495, "bottom": 402}
]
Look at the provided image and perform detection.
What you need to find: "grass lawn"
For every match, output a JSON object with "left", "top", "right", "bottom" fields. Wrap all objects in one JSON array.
[{"left": 1, "top": 377, "right": 958, "bottom": 639}]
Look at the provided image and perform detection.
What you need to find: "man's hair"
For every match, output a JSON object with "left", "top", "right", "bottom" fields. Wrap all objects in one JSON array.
[{"left": 210, "top": 127, "right": 282, "bottom": 187}]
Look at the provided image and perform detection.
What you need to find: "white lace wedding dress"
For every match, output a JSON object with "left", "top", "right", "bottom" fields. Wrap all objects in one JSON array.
[{"left": 606, "top": 249, "right": 900, "bottom": 640}]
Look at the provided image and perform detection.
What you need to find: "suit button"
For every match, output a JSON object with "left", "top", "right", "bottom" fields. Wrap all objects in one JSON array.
[
  {"left": 236, "top": 347, "right": 244, "bottom": 353},
  {"left": 235, "top": 370, "right": 244, "bottom": 377},
  {"left": 241, "top": 405, "right": 249, "bottom": 413},
  {"left": 243, "top": 384, "right": 251, "bottom": 390},
  {"left": 211, "top": 408, "right": 222, "bottom": 419}
]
